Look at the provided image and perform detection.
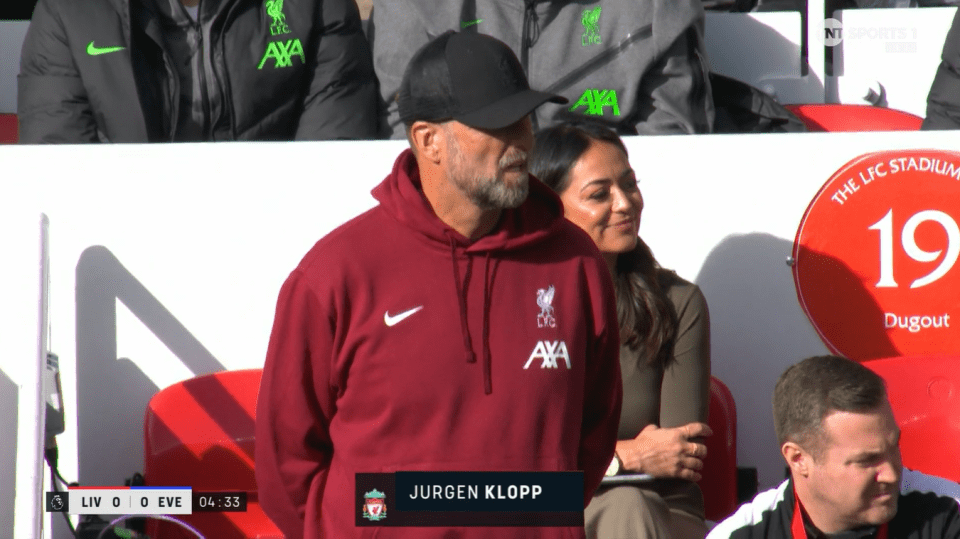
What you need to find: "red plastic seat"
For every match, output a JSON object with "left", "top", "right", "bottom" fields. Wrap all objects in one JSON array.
[
  {"left": 143, "top": 369, "right": 282, "bottom": 538},
  {"left": 864, "top": 355, "right": 960, "bottom": 483},
  {"left": 0, "top": 114, "right": 18, "bottom": 144},
  {"left": 701, "top": 376, "right": 738, "bottom": 523},
  {"left": 784, "top": 104, "right": 923, "bottom": 132}
]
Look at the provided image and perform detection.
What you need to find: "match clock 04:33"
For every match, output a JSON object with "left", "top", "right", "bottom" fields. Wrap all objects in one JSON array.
[{"left": 192, "top": 492, "right": 247, "bottom": 512}]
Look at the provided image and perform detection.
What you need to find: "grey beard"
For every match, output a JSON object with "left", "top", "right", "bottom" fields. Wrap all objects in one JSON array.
[
  {"left": 445, "top": 127, "right": 530, "bottom": 210},
  {"left": 467, "top": 172, "right": 530, "bottom": 210}
]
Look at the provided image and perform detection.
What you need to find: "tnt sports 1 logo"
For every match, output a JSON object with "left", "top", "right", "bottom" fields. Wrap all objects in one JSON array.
[
  {"left": 818, "top": 18, "right": 918, "bottom": 50},
  {"left": 823, "top": 18, "right": 843, "bottom": 46}
]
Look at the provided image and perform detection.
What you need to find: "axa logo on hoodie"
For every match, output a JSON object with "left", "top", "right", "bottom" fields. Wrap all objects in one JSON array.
[{"left": 523, "top": 341, "right": 571, "bottom": 369}]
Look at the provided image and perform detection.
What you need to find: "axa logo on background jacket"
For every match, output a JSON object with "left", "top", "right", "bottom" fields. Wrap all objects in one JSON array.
[
  {"left": 258, "top": 0, "right": 305, "bottom": 69},
  {"left": 570, "top": 89, "right": 620, "bottom": 116},
  {"left": 572, "top": 6, "right": 620, "bottom": 117}
]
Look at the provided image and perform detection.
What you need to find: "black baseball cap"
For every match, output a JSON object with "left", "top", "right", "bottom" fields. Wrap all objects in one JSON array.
[{"left": 398, "top": 31, "right": 568, "bottom": 130}]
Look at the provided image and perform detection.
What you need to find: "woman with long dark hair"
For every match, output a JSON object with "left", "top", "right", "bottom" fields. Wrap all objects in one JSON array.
[{"left": 531, "top": 123, "right": 712, "bottom": 539}]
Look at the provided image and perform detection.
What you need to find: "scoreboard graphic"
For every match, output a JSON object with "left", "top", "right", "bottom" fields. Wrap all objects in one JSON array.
[{"left": 45, "top": 487, "right": 247, "bottom": 515}]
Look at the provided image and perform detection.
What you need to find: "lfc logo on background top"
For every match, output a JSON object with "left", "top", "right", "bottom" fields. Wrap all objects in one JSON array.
[
  {"left": 362, "top": 489, "right": 387, "bottom": 521},
  {"left": 265, "top": 0, "right": 290, "bottom": 35},
  {"left": 580, "top": 6, "right": 602, "bottom": 46}
]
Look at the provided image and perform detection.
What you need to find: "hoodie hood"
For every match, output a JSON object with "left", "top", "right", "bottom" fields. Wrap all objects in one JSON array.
[{"left": 372, "top": 149, "right": 565, "bottom": 253}]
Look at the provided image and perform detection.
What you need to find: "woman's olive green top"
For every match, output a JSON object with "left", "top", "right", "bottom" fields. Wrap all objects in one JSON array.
[{"left": 615, "top": 270, "right": 711, "bottom": 518}]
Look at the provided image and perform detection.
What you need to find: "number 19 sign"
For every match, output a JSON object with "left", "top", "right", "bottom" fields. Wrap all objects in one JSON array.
[{"left": 793, "top": 150, "right": 960, "bottom": 361}]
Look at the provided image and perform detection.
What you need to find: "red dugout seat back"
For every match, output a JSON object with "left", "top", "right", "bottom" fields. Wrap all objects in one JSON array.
[
  {"left": 784, "top": 104, "right": 923, "bottom": 132},
  {"left": 143, "top": 368, "right": 282, "bottom": 538},
  {"left": 864, "top": 355, "right": 960, "bottom": 483},
  {"left": 0, "top": 114, "right": 18, "bottom": 143},
  {"left": 701, "top": 376, "right": 738, "bottom": 522}
]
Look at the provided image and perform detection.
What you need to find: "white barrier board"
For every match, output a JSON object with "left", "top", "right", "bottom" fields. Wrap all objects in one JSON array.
[
  {"left": 705, "top": 12, "right": 817, "bottom": 104},
  {"left": 831, "top": 7, "right": 958, "bottom": 116},
  {"left": 1, "top": 211, "right": 47, "bottom": 539}
]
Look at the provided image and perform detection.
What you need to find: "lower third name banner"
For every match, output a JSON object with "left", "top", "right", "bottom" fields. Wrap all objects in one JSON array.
[{"left": 355, "top": 471, "right": 584, "bottom": 527}]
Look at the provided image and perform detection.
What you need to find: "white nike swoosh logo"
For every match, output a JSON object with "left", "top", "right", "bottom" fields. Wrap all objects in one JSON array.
[{"left": 384, "top": 306, "right": 424, "bottom": 327}]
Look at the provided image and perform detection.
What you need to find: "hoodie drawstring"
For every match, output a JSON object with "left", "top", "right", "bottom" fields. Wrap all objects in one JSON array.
[
  {"left": 481, "top": 252, "right": 500, "bottom": 395},
  {"left": 448, "top": 234, "right": 500, "bottom": 395},
  {"left": 448, "top": 234, "right": 476, "bottom": 364}
]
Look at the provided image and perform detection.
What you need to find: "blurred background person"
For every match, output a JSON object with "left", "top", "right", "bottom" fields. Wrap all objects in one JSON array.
[
  {"left": 369, "top": 0, "right": 714, "bottom": 139},
  {"left": 531, "top": 122, "right": 712, "bottom": 539},
  {"left": 18, "top": 0, "right": 378, "bottom": 143},
  {"left": 922, "top": 8, "right": 960, "bottom": 130}
]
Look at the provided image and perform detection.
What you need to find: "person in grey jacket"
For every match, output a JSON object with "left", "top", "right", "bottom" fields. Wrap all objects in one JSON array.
[
  {"left": 369, "top": 0, "right": 714, "bottom": 139},
  {"left": 18, "top": 0, "right": 379, "bottom": 143},
  {"left": 922, "top": 8, "right": 960, "bottom": 130}
]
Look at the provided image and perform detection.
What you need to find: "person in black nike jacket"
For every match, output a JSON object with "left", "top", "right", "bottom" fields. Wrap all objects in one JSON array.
[{"left": 18, "top": 0, "right": 378, "bottom": 142}]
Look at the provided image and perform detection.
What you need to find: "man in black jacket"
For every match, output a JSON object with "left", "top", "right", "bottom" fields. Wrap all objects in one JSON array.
[
  {"left": 922, "top": 8, "right": 960, "bottom": 130},
  {"left": 18, "top": 0, "right": 379, "bottom": 142},
  {"left": 708, "top": 355, "right": 960, "bottom": 539}
]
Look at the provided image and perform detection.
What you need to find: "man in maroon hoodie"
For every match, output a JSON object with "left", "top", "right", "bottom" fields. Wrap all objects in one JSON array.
[{"left": 256, "top": 30, "right": 623, "bottom": 539}]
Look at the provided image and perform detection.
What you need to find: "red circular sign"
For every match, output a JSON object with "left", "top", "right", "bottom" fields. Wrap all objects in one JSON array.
[{"left": 793, "top": 150, "right": 960, "bottom": 361}]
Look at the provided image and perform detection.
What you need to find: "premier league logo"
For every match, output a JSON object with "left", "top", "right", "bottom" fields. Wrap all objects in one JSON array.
[{"left": 362, "top": 489, "right": 387, "bottom": 521}]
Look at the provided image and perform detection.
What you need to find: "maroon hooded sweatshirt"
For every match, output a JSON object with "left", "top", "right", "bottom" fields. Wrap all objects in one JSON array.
[{"left": 256, "top": 149, "right": 622, "bottom": 539}]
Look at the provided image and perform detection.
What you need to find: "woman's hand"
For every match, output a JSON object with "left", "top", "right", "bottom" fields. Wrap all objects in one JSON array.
[{"left": 615, "top": 422, "right": 713, "bottom": 481}]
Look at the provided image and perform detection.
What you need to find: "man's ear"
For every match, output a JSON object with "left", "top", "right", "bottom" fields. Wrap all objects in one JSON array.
[
  {"left": 783, "top": 441, "right": 811, "bottom": 478},
  {"left": 410, "top": 121, "right": 443, "bottom": 164}
]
